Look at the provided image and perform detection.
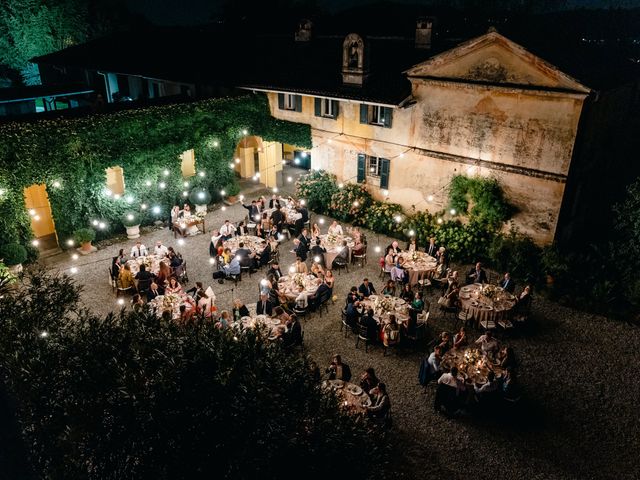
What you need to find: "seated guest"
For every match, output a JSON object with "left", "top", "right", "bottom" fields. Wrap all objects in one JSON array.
[
  {"left": 256, "top": 293, "right": 274, "bottom": 316},
  {"left": 386, "top": 241, "right": 401, "bottom": 255},
  {"left": 273, "top": 306, "right": 292, "bottom": 323},
  {"left": 294, "top": 257, "right": 308, "bottom": 274},
  {"left": 502, "top": 367, "right": 520, "bottom": 400},
  {"left": 517, "top": 285, "right": 533, "bottom": 312},
  {"left": 384, "top": 248, "right": 395, "bottom": 273},
  {"left": 475, "top": 330, "right": 499, "bottom": 357},
  {"left": 293, "top": 239, "right": 308, "bottom": 262},
  {"left": 438, "top": 366, "right": 464, "bottom": 392},
  {"left": 352, "top": 236, "right": 366, "bottom": 256},
  {"left": 324, "top": 269, "right": 335, "bottom": 289},
  {"left": 382, "top": 280, "right": 395, "bottom": 296},
  {"left": 267, "top": 261, "right": 283, "bottom": 281},
  {"left": 232, "top": 298, "right": 250, "bottom": 321},
  {"left": 311, "top": 222, "right": 321, "bottom": 239},
  {"left": 310, "top": 262, "right": 324, "bottom": 278},
  {"left": 474, "top": 371, "right": 499, "bottom": 398},
  {"left": 165, "top": 277, "right": 183, "bottom": 294},
  {"left": 406, "top": 237, "right": 418, "bottom": 253},
  {"left": 295, "top": 285, "right": 309, "bottom": 309},
  {"left": 434, "top": 253, "right": 448, "bottom": 279},
  {"left": 467, "top": 262, "right": 488, "bottom": 284},
  {"left": 331, "top": 240, "right": 349, "bottom": 269},
  {"left": 382, "top": 315, "right": 401, "bottom": 347},
  {"left": 168, "top": 251, "right": 183, "bottom": 269},
  {"left": 358, "top": 278, "right": 376, "bottom": 298},
  {"left": 359, "top": 308, "right": 379, "bottom": 343},
  {"left": 453, "top": 327, "right": 468, "bottom": 349},
  {"left": 269, "top": 194, "right": 281, "bottom": 209},
  {"left": 345, "top": 300, "right": 361, "bottom": 330},
  {"left": 257, "top": 212, "right": 271, "bottom": 237},
  {"left": 130, "top": 241, "right": 148, "bottom": 258},
  {"left": 390, "top": 257, "right": 406, "bottom": 283},
  {"left": 367, "top": 383, "right": 391, "bottom": 420},
  {"left": 212, "top": 254, "right": 240, "bottom": 283},
  {"left": 425, "top": 237, "right": 438, "bottom": 257},
  {"left": 346, "top": 286, "right": 359, "bottom": 305},
  {"left": 497, "top": 346, "right": 517, "bottom": 370},
  {"left": 310, "top": 238, "right": 327, "bottom": 264},
  {"left": 134, "top": 264, "right": 154, "bottom": 286},
  {"left": 400, "top": 284, "right": 414, "bottom": 302},
  {"left": 146, "top": 281, "right": 163, "bottom": 301},
  {"left": 308, "top": 279, "right": 331, "bottom": 311},
  {"left": 437, "top": 331, "right": 451, "bottom": 353},
  {"left": 283, "top": 315, "right": 303, "bottom": 348},
  {"left": 131, "top": 294, "right": 145, "bottom": 313},
  {"left": 118, "top": 264, "right": 136, "bottom": 289},
  {"left": 112, "top": 249, "right": 126, "bottom": 274},
  {"left": 427, "top": 346, "right": 443, "bottom": 378},
  {"left": 235, "top": 242, "right": 257, "bottom": 270},
  {"left": 235, "top": 220, "right": 248, "bottom": 236},
  {"left": 219, "top": 220, "right": 236, "bottom": 240},
  {"left": 185, "top": 281, "right": 203, "bottom": 299},
  {"left": 327, "top": 221, "right": 343, "bottom": 236},
  {"left": 441, "top": 284, "right": 460, "bottom": 309},
  {"left": 155, "top": 261, "right": 171, "bottom": 288},
  {"left": 499, "top": 272, "right": 515, "bottom": 293},
  {"left": 326, "top": 354, "right": 351, "bottom": 382},
  {"left": 154, "top": 241, "right": 168, "bottom": 257},
  {"left": 360, "top": 367, "right": 380, "bottom": 396}
]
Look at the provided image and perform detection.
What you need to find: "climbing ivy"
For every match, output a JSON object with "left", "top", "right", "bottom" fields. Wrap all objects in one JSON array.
[
  {"left": 448, "top": 175, "right": 514, "bottom": 228},
  {"left": 0, "top": 94, "right": 311, "bottom": 255}
]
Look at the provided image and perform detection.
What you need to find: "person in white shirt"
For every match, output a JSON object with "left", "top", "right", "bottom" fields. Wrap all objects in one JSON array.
[
  {"left": 474, "top": 371, "right": 498, "bottom": 395},
  {"left": 154, "top": 241, "right": 168, "bottom": 257},
  {"left": 295, "top": 285, "right": 308, "bottom": 309},
  {"left": 475, "top": 330, "right": 499, "bottom": 357},
  {"left": 130, "top": 241, "right": 148, "bottom": 258},
  {"left": 438, "top": 367, "right": 465, "bottom": 393},
  {"left": 219, "top": 220, "right": 236, "bottom": 240},
  {"left": 327, "top": 221, "right": 343, "bottom": 236}
]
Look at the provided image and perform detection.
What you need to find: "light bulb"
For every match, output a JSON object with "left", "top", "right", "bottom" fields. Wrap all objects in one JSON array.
[
  {"left": 70, "top": 266, "right": 78, "bottom": 274},
  {"left": 375, "top": 246, "right": 381, "bottom": 253},
  {"left": 125, "top": 196, "right": 133, "bottom": 203},
  {"left": 152, "top": 206, "right": 160, "bottom": 214},
  {"left": 145, "top": 180, "right": 152, "bottom": 187},
  {"left": 32, "top": 239, "right": 39, "bottom": 246},
  {"left": 198, "top": 192, "right": 205, "bottom": 199},
  {"left": 199, "top": 171, "right": 205, "bottom": 177},
  {"left": 183, "top": 181, "right": 189, "bottom": 187},
  {"left": 67, "top": 239, "right": 74, "bottom": 246},
  {"left": 141, "top": 204, "right": 147, "bottom": 210},
  {"left": 300, "top": 199, "right": 306, "bottom": 205},
  {"left": 221, "top": 206, "right": 227, "bottom": 211},
  {"left": 255, "top": 172, "right": 261, "bottom": 178},
  {"left": 314, "top": 256, "right": 320, "bottom": 263},
  {"left": 98, "top": 222, "right": 106, "bottom": 229},
  {"left": 117, "top": 298, "right": 125, "bottom": 305},
  {"left": 287, "top": 176, "right": 292, "bottom": 182},
  {"left": 209, "top": 257, "right": 216, "bottom": 264},
  {"left": 33, "top": 215, "right": 41, "bottom": 221},
  {"left": 92, "top": 220, "right": 98, "bottom": 226},
  {"left": 178, "top": 239, "right": 185, "bottom": 246},
  {"left": 338, "top": 183, "right": 344, "bottom": 188},
  {"left": 235, "top": 158, "right": 240, "bottom": 164},
  {"left": 294, "top": 158, "right": 300, "bottom": 165},
  {"left": 395, "top": 215, "right": 402, "bottom": 223},
  {"left": 319, "top": 218, "right": 325, "bottom": 225},
  {"left": 127, "top": 214, "right": 134, "bottom": 221},
  {"left": 242, "top": 129, "right": 248, "bottom": 135},
  {"left": 159, "top": 182, "right": 166, "bottom": 189},
  {"left": 383, "top": 190, "right": 389, "bottom": 197},
  {"left": 272, "top": 187, "right": 278, "bottom": 193},
  {"left": 427, "top": 195, "right": 434, "bottom": 202},
  {"left": 213, "top": 140, "right": 219, "bottom": 147},
  {"left": 450, "top": 209, "right": 456, "bottom": 215},
  {"left": 289, "top": 266, "right": 296, "bottom": 273},
  {"left": 52, "top": 181, "right": 61, "bottom": 188},
  {"left": 229, "top": 163, "right": 235, "bottom": 169},
  {"left": 72, "top": 254, "right": 79, "bottom": 260},
  {"left": 104, "top": 189, "right": 112, "bottom": 197},
  {"left": 353, "top": 201, "right": 359, "bottom": 207},
  {"left": 163, "top": 169, "right": 170, "bottom": 176},
  {"left": 40, "top": 331, "right": 48, "bottom": 338},
  {"left": 182, "top": 191, "right": 188, "bottom": 197},
  {"left": 301, "top": 152, "right": 308, "bottom": 158},
  {"left": 220, "top": 190, "right": 226, "bottom": 196},
  {"left": 437, "top": 218, "right": 443, "bottom": 224},
  {"left": 409, "top": 230, "right": 415, "bottom": 236},
  {"left": 29, "top": 209, "right": 36, "bottom": 216}
]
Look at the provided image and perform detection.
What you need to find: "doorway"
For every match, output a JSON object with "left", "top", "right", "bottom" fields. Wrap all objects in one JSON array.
[{"left": 23, "top": 184, "right": 58, "bottom": 251}]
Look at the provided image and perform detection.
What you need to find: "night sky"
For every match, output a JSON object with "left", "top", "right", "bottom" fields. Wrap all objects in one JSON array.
[{"left": 126, "top": 0, "right": 640, "bottom": 25}]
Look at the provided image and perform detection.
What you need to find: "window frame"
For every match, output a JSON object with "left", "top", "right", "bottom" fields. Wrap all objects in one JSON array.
[
  {"left": 369, "top": 105, "right": 385, "bottom": 126},
  {"left": 367, "top": 156, "right": 382, "bottom": 177},
  {"left": 321, "top": 98, "right": 335, "bottom": 117},
  {"left": 283, "top": 94, "right": 297, "bottom": 111}
]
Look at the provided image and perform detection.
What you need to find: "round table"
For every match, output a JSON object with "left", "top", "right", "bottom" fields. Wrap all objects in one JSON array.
[
  {"left": 149, "top": 293, "right": 195, "bottom": 320},
  {"left": 318, "top": 234, "right": 354, "bottom": 267},
  {"left": 223, "top": 235, "right": 267, "bottom": 256},
  {"left": 127, "top": 255, "right": 169, "bottom": 276},
  {"left": 240, "top": 314, "right": 285, "bottom": 338},
  {"left": 459, "top": 284, "right": 516, "bottom": 326},
  {"left": 360, "top": 294, "right": 410, "bottom": 327},
  {"left": 277, "top": 274, "right": 321, "bottom": 301},
  {"left": 264, "top": 201, "right": 301, "bottom": 224},
  {"left": 322, "top": 380, "right": 372, "bottom": 415},
  {"left": 397, "top": 251, "right": 438, "bottom": 285},
  {"left": 441, "top": 347, "right": 504, "bottom": 385}
]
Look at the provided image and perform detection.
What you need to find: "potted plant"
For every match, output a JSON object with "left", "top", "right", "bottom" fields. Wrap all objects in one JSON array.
[
  {"left": 122, "top": 211, "right": 141, "bottom": 239},
  {"left": 189, "top": 188, "right": 211, "bottom": 214},
  {"left": 74, "top": 228, "right": 96, "bottom": 254},
  {"left": 0, "top": 243, "right": 28, "bottom": 274},
  {"left": 224, "top": 182, "right": 241, "bottom": 205}
]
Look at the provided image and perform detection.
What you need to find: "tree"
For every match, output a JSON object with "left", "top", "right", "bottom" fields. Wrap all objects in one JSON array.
[{"left": 0, "top": 268, "right": 387, "bottom": 479}]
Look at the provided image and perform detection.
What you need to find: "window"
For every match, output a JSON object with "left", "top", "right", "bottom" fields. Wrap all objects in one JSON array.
[
  {"left": 278, "top": 93, "right": 302, "bottom": 112},
  {"left": 180, "top": 149, "right": 196, "bottom": 177},
  {"left": 359, "top": 104, "right": 393, "bottom": 128},
  {"left": 357, "top": 154, "right": 390, "bottom": 189},
  {"left": 105, "top": 166, "right": 125, "bottom": 195},
  {"left": 314, "top": 98, "right": 339, "bottom": 119}
]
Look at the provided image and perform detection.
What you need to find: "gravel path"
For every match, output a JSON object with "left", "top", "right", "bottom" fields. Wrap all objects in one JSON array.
[{"left": 42, "top": 174, "right": 640, "bottom": 480}]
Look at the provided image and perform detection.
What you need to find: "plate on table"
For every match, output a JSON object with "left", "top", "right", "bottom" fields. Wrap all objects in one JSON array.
[
  {"left": 461, "top": 286, "right": 473, "bottom": 293},
  {"left": 470, "top": 300, "right": 479, "bottom": 307},
  {"left": 241, "top": 316, "right": 252, "bottom": 323},
  {"left": 329, "top": 380, "right": 344, "bottom": 389},
  {"left": 255, "top": 314, "right": 267, "bottom": 322},
  {"left": 346, "top": 384, "right": 363, "bottom": 396},
  {"left": 482, "top": 305, "right": 494, "bottom": 311},
  {"left": 460, "top": 293, "right": 471, "bottom": 300},
  {"left": 396, "top": 299, "right": 406, "bottom": 305}
]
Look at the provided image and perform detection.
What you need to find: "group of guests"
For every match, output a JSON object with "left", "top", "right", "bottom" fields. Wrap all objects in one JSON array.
[
  {"left": 420, "top": 329, "right": 521, "bottom": 415},
  {"left": 382, "top": 237, "right": 447, "bottom": 286},
  {"left": 323, "top": 355, "right": 390, "bottom": 421},
  {"left": 243, "top": 194, "right": 309, "bottom": 236},
  {"left": 112, "top": 240, "right": 185, "bottom": 298}
]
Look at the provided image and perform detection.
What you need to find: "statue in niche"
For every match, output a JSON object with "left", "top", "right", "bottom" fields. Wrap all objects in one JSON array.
[{"left": 348, "top": 41, "right": 359, "bottom": 68}]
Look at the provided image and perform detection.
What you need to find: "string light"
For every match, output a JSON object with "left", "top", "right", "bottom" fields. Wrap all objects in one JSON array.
[
  {"left": 125, "top": 195, "right": 134, "bottom": 203},
  {"left": 117, "top": 298, "right": 125, "bottom": 305},
  {"left": 255, "top": 172, "right": 261, "bottom": 178},
  {"left": 272, "top": 187, "right": 278, "bottom": 193},
  {"left": 145, "top": 180, "right": 152, "bottom": 187},
  {"left": 301, "top": 152, "right": 308, "bottom": 158},
  {"left": 113, "top": 193, "right": 121, "bottom": 200},
  {"left": 163, "top": 169, "right": 170, "bottom": 176},
  {"left": 287, "top": 176, "right": 293, "bottom": 183},
  {"left": 70, "top": 266, "right": 78, "bottom": 274},
  {"left": 229, "top": 163, "right": 235, "bottom": 169},
  {"left": 313, "top": 256, "right": 321, "bottom": 263},
  {"left": 213, "top": 140, "right": 219, "bottom": 147},
  {"left": 182, "top": 191, "right": 188, "bottom": 197},
  {"left": 300, "top": 199, "right": 306, "bottom": 206},
  {"left": 209, "top": 257, "right": 216, "bottom": 264},
  {"left": 141, "top": 204, "right": 147, "bottom": 210},
  {"left": 427, "top": 195, "right": 434, "bottom": 202},
  {"left": 394, "top": 215, "right": 402, "bottom": 223},
  {"left": 104, "top": 189, "right": 112, "bottom": 197},
  {"left": 220, "top": 190, "right": 226, "bottom": 196},
  {"left": 39, "top": 331, "right": 48, "bottom": 338},
  {"left": 32, "top": 239, "right": 39, "bottom": 246},
  {"left": 199, "top": 171, "right": 206, "bottom": 177},
  {"left": 66, "top": 239, "right": 74, "bottom": 246},
  {"left": 437, "top": 218, "right": 443, "bottom": 224},
  {"left": 159, "top": 182, "right": 166, "bottom": 190},
  {"left": 242, "top": 129, "right": 248, "bottom": 135},
  {"left": 221, "top": 206, "right": 227, "bottom": 211},
  {"left": 450, "top": 209, "right": 456, "bottom": 215},
  {"left": 91, "top": 219, "right": 99, "bottom": 226},
  {"left": 126, "top": 214, "right": 134, "bottom": 221},
  {"left": 0, "top": 188, "right": 5, "bottom": 196},
  {"left": 178, "top": 239, "right": 185, "bottom": 246},
  {"left": 183, "top": 181, "right": 189, "bottom": 187},
  {"left": 338, "top": 183, "right": 344, "bottom": 188},
  {"left": 353, "top": 201, "right": 359, "bottom": 207},
  {"left": 52, "top": 181, "right": 61, "bottom": 188},
  {"left": 33, "top": 215, "right": 41, "bottom": 221},
  {"left": 383, "top": 190, "right": 389, "bottom": 197},
  {"left": 319, "top": 218, "right": 325, "bottom": 225},
  {"left": 375, "top": 246, "right": 381, "bottom": 253},
  {"left": 289, "top": 266, "right": 296, "bottom": 273},
  {"left": 152, "top": 206, "right": 161, "bottom": 214},
  {"left": 235, "top": 158, "right": 240, "bottom": 164},
  {"left": 98, "top": 222, "right": 106, "bottom": 229},
  {"left": 409, "top": 230, "right": 415, "bottom": 236},
  {"left": 72, "top": 254, "right": 79, "bottom": 260}
]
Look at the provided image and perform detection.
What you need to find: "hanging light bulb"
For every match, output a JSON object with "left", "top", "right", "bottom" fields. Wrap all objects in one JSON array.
[
  {"left": 183, "top": 181, "right": 189, "bottom": 187},
  {"left": 221, "top": 206, "right": 227, "bottom": 211},
  {"left": 127, "top": 214, "right": 134, "bottom": 221},
  {"left": 229, "top": 163, "right": 235, "bottom": 169},
  {"left": 450, "top": 209, "right": 456, "bottom": 215},
  {"left": 242, "top": 129, "right": 248, "bottom": 135},
  {"left": 32, "top": 239, "right": 39, "bottom": 247},
  {"left": 409, "top": 230, "right": 415, "bottom": 236},
  {"left": 383, "top": 190, "right": 389, "bottom": 197},
  {"left": 159, "top": 182, "right": 166, "bottom": 190},
  {"left": 319, "top": 218, "right": 325, "bottom": 225},
  {"left": 199, "top": 171, "right": 206, "bottom": 177},
  {"left": 125, "top": 195, "right": 134, "bottom": 203},
  {"left": 209, "top": 257, "right": 216, "bottom": 264},
  {"left": 104, "top": 188, "right": 112, "bottom": 197},
  {"left": 152, "top": 206, "right": 161, "bottom": 214},
  {"left": 145, "top": 180, "right": 152, "bottom": 187},
  {"left": 220, "top": 190, "right": 226, "bottom": 196},
  {"left": 70, "top": 266, "right": 78, "bottom": 274},
  {"left": 117, "top": 298, "right": 125, "bottom": 305},
  {"left": 272, "top": 187, "right": 278, "bottom": 193},
  {"left": 67, "top": 239, "right": 74, "bottom": 246},
  {"left": 92, "top": 219, "right": 99, "bottom": 226},
  {"left": 338, "top": 183, "right": 344, "bottom": 189},
  {"left": 178, "top": 239, "right": 185, "bottom": 246},
  {"left": 213, "top": 140, "right": 219, "bottom": 147},
  {"left": 52, "top": 180, "right": 61, "bottom": 188},
  {"left": 235, "top": 158, "right": 240, "bottom": 164},
  {"left": 182, "top": 191, "right": 188, "bottom": 197},
  {"left": 71, "top": 254, "right": 79, "bottom": 260},
  {"left": 437, "top": 218, "right": 443, "bottom": 224},
  {"left": 98, "top": 222, "right": 106, "bottom": 229},
  {"left": 375, "top": 246, "right": 381, "bottom": 253},
  {"left": 29, "top": 209, "right": 36, "bottom": 216},
  {"left": 141, "top": 203, "right": 147, "bottom": 210},
  {"left": 287, "top": 176, "right": 293, "bottom": 182},
  {"left": 427, "top": 195, "right": 434, "bottom": 202},
  {"left": 163, "top": 169, "right": 170, "bottom": 176},
  {"left": 394, "top": 215, "right": 402, "bottom": 223}
]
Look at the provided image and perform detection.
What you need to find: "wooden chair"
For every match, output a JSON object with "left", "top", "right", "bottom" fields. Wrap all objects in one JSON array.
[
  {"left": 355, "top": 323, "right": 372, "bottom": 352},
  {"left": 115, "top": 278, "right": 135, "bottom": 298},
  {"left": 340, "top": 308, "right": 351, "bottom": 337},
  {"left": 352, "top": 245, "right": 368, "bottom": 267},
  {"left": 108, "top": 267, "right": 116, "bottom": 292},
  {"left": 332, "top": 256, "right": 349, "bottom": 275}
]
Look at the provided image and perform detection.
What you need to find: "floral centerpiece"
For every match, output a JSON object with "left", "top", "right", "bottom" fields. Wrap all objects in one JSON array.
[{"left": 293, "top": 273, "right": 306, "bottom": 289}]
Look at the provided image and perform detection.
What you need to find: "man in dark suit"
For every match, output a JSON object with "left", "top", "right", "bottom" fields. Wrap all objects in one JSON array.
[
  {"left": 467, "top": 262, "right": 488, "bottom": 284},
  {"left": 242, "top": 200, "right": 261, "bottom": 222},
  {"left": 283, "top": 316, "right": 303, "bottom": 348},
  {"left": 269, "top": 194, "right": 281, "bottom": 209},
  {"left": 267, "top": 261, "right": 283, "bottom": 281},
  {"left": 295, "top": 205, "right": 309, "bottom": 235},
  {"left": 358, "top": 278, "right": 376, "bottom": 298},
  {"left": 499, "top": 272, "right": 515, "bottom": 293},
  {"left": 270, "top": 205, "right": 285, "bottom": 232},
  {"left": 236, "top": 242, "right": 258, "bottom": 270},
  {"left": 298, "top": 228, "right": 311, "bottom": 252},
  {"left": 309, "top": 280, "right": 331, "bottom": 311},
  {"left": 326, "top": 355, "right": 352, "bottom": 382},
  {"left": 425, "top": 237, "right": 438, "bottom": 257},
  {"left": 360, "top": 308, "right": 379, "bottom": 343},
  {"left": 293, "top": 239, "right": 308, "bottom": 262},
  {"left": 256, "top": 293, "right": 274, "bottom": 316},
  {"left": 146, "top": 281, "right": 163, "bottom": 301}
]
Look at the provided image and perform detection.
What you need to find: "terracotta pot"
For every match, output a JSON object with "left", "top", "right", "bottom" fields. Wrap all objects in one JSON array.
[{"left": 80, "top": 241, "right": 93, "bottom": 253}]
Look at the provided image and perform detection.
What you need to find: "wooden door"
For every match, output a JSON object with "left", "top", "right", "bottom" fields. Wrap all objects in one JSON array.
[{"left": 23, "top": 184, "right": 57, "bottom": 243}]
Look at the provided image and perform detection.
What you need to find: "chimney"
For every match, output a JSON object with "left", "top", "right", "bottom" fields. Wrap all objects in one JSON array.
[
  {"left": 295, "top": 19, "right": 313, "bottom": 42},
  {"left": 415, "top": 17, "right": 435, "bottom": 50}
]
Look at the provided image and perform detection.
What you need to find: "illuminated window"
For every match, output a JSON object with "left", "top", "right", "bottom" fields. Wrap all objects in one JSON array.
[
  {"left": 180, "top": 149, "right": 196, "bottom": 177},
  {"left": 105, "top": 166, "right": 125, "bottom": 195}
]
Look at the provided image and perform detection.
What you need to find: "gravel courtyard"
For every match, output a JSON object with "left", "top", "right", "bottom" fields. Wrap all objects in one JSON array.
[{"left": 42, "top": 179, "right": 640, "bottom": 480}]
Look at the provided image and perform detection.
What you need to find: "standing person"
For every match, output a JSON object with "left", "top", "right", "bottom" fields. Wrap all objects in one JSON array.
[
  {"left": 358, "top": 278, "right": 376, "bottom": 298},
  {"left": 242, "top": 200, "right": 261, "bottom": 222}
]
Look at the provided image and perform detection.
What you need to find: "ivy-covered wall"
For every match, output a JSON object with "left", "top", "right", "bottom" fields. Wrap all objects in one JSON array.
[{"left": 0, "top": 94, "right": 311, "bottom": 255}]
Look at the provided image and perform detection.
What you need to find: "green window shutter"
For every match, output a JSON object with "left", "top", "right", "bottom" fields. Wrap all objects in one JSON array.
[
  {"left": 380, "top": 158, "right": 390, "bottom": 189},
  {"left": 357, "top": 154, "right": 366, "bottom": 183},
  {"left": 295, "top": 95, "right": 302, "bottom": 112},
  {"left": 360, "top": 104, "right": 368, "bottom": 124},
  {"left": 332, "top": 100, "right": 339, "bottom": 119},
  {"left": 277, "top": 93, "right": 284, "bottom": 109},
  {"left": 314, "top": 98, "right": 321, "bottom": 116},
  {"left": 383, "top": 107, "right": 393, "bottom": 128}
]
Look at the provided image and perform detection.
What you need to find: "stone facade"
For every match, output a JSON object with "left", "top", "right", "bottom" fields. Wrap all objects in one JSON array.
[{"left": 264, "top": 31, "right": 590, "bottom": 244}]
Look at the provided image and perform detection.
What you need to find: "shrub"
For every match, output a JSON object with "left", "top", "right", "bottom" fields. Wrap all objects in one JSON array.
[
  {"left": 189, "top": 188, "right": 211, "bottom": 205},
  {"left": 405, "top": 210, "right": 440, "bottom": 246},
  {"left": 364, "top": 201, "right": 405, "bottom": 237},
  {"left": 448, "top": 175, "right": 514, "bottom": 227},
  {"left": 73, "top": 228, "right": 96, "bottom": 244},
  {"left": 225, "top": 181, "right": 241, "bottom": 197},
  {"left": 295, "top": 170, "right": 339, "bottom": 214},
  {"left": 0, "top": 269, "right": 388, "bottom": 479},
  {"left": 329, "top": 183, "right": 372, "bottom": 224},
  {"left": 0, "top": 243, "right": 27, "bottom": 266},
  {"left": 121, "top": 211, "right": 140, "bottom": 227},
  {"left": 435, "top": 219, "right": 494, "bottom": 264},
  {"left": 488, "top": 223, "right": 542, "bottom": 283}
]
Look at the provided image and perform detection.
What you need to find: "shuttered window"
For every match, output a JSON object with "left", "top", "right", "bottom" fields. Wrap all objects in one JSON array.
[
  {"left": 278, "top": 93, "right": 302, "bottom": 111},
  {"left": 359, "top": 104, "right": 393, "bottom": 128}
]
